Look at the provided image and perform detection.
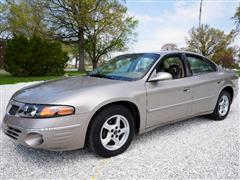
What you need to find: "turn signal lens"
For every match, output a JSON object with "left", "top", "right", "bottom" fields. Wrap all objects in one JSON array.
[
  {"left": 40, "top": 106, "right": 74, "bottom": 117},
  {"left": 57, "top": 106, "right": 75, "bottom": 115}
]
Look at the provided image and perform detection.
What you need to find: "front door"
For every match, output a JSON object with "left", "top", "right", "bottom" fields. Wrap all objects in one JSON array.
[{"left": 146, "top": 54, "right": 193, "bottom": 128}]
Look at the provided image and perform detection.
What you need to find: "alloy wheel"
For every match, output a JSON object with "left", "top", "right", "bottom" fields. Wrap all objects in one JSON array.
[
  {"left": 218, "top": 95, "right": 229, "bottom": 117},
  {"left": 100, "top": 115, "right": 130, "bottom": 151}
]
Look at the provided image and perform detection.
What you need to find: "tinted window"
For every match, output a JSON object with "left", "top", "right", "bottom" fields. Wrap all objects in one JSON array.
[
  {"left": 157, "top": 55, "right": 185, "bottom": 79},
  {"left": 187, "top": 55, "right": 216, "bottom": 75}
]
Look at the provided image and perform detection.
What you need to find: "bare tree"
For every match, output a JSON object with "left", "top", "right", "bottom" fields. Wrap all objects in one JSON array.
[
  {"left": 161, "top": 43, "right": 179, "bottom": 51},
  {"left": 43, "top": 0, "right": 101, "bottom": 72},
  {"left": 85, "top": 1, "right": 137, "bottom": 69},
  {"left": 186, "top": 24, "right": 234, "bottom": 57}
]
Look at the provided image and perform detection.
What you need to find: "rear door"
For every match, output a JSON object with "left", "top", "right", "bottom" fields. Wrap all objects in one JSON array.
[{"left": 184, "top": 53, "right": 223, "bottom": 115}]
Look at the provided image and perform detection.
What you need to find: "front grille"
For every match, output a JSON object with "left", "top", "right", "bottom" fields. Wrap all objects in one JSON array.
[
  {"left": 4, "top": 126, "right": 22, "bottom": 140},
  {"left": 9, "top": 105, "right": 19, "bottom": 115}
]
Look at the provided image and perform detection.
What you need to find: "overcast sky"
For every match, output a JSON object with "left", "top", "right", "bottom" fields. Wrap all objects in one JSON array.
[{"left": 125, "top": 0, "right": 240, "bottom": 52}]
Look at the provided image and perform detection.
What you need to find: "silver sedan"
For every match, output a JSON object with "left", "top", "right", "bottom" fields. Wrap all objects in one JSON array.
[{"left": 2, "top": 51, "right": 239, "bottom": 157}]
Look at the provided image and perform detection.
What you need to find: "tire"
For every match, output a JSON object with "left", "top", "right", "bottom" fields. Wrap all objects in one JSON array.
[
  {"left": 86, "top": 105, "right": 135, "bottom": 157},
  {"left": 211, "top": 90, "right": 231, "bottom": 120}
]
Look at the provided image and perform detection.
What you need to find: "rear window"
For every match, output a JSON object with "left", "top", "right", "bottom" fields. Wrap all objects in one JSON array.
[{"left": 186, "top": 55, "right": 216, "bottom": 75}]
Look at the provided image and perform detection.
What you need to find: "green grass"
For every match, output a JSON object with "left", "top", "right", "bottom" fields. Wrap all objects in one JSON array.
[
  {"left": 65, "top": 71, "right": 87, "bottom": 76},
  {"left": 234, "top": 69, "right": 240, "bottom": 76},
  {"left": 0, "top": 71, "right": 86, "bottom": 85}
]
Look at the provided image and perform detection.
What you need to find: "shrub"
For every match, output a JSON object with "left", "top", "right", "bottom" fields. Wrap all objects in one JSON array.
[
  {"left": 211, "top": 47, "right": 239, "bottom": 69},
  {"left": 5, "top": 35, "right": 69, "bottom": 76}
]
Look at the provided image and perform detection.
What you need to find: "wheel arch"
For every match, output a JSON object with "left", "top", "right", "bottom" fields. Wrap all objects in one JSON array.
[
  {"left": 220, "top": 86, "right": 234, "bottom": 102},
  {"left": 84, "top": 100, "right": 141, "bottom": 146}
]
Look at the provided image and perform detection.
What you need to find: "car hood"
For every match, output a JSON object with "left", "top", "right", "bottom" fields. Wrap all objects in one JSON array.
[{"left": 12, "top": 76, "right": 121, "bottom": 104}]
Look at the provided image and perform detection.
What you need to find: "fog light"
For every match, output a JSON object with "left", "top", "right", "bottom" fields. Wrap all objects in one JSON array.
[{"left": 25, "top": 133, "right": 44, "bottom": 147}]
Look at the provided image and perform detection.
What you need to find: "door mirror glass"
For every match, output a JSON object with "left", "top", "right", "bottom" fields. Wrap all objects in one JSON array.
[{"left": 148, "top": 72, "right": 173, "bottom": 82}]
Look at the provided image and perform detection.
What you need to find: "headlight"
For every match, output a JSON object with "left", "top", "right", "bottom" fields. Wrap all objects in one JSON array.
[{"left": 17, "top": 104, "right": 75, "bottom": 118}]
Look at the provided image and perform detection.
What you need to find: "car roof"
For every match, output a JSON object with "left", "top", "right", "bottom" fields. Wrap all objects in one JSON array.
[
  {"left": 139, "top": 51, "right": 203, "bottom": 56},
  {"left": 120, "top": 51, "right": 205, "bottom": 58}
]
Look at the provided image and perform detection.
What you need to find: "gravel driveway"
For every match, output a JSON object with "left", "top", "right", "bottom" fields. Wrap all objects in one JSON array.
[{"left": 0, "top": 81, "right": 239, "bottom": 179}]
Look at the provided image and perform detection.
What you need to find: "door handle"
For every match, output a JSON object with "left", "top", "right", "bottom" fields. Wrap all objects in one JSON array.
[{"left": 183, "top": 88, "right": 190, "bottom": 92}]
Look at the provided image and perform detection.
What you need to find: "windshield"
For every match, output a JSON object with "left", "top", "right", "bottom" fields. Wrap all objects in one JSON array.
[{"left": 89, "top": 53, "right": 160, "bottom": 81}]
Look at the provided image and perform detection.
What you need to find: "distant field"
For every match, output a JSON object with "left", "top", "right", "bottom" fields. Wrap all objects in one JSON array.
[{"left": 0, "top": 71, "right": 86, "bottom": 85}]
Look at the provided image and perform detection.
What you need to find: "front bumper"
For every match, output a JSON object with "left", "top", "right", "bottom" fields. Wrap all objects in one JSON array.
[{"left": 1, "top": 113, "right": 91, "bottom": 151}]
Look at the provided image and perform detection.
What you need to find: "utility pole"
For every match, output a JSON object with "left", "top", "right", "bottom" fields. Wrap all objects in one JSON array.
[{"left": 198, "top": 0, "right": 203, "bottom": 53}]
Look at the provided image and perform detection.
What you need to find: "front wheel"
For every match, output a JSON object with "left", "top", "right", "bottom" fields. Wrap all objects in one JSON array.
[
  {"left": 87, "top": 105, "right": 135, "bottom": 157},
  {"left": 211, "top": 91, "right": 231, "bottom": 120}
]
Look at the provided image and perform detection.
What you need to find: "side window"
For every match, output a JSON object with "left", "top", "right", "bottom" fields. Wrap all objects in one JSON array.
[
  {"left": 187, "top": 56, "right": 215, "bottom": 75},
  {"left": 156, "top": 55, "right": 185, "bottom": 79}
]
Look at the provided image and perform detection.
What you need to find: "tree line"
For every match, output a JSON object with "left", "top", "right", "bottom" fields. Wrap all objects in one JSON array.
[
  {"left": 0, "top": 0, "right": 239, "bottom": 76},
  {"left": 161, "top": 5, "right": 240, "bottom": 69},
  {"left": 0, "top": 0, "right": 138, "bottom": 73}
]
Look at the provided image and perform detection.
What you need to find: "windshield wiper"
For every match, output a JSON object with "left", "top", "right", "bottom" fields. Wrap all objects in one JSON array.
[
  {"left": 89, "top": 74, "right": 121, "bottom": 80},
  {"left": 89, "top": 74, "right": 114, "bottom": 80},
  {"left": 89, "top": 74, "right": 105, "bottom": 78},
  {"left": 89, "top": 74, "right": 131, "bottom": 81}
]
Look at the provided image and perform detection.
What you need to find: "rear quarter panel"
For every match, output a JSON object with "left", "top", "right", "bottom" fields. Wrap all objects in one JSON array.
[{"left": 221, "top": 69, "right": 239, "bottom": 101}]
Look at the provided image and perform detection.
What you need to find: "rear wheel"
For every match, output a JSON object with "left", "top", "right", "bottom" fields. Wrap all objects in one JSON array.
[
  {"left": 87, "top": 105, "right": 135, "bottom": 157},
  {"left": 211, "top": 91, "right": 231, "bottom": 120}
]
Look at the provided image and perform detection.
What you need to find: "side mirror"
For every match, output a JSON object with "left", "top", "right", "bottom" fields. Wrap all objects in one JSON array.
[{"left": 148, "top": 72, "right": 173, "bottom": 82}]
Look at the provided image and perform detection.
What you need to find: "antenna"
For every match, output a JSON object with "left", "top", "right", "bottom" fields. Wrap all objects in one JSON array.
[{"left": 198, "top": 0, "right": 203, "bottom": 53}]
